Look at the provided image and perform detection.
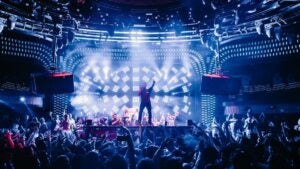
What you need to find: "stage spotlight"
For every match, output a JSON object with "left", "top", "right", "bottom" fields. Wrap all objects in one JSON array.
[
  {"left": 264, "top": 23, "right": 273, "bottom": 38},
  {"left": 255, "top": 20, "right": 263, "bottom": 35},
  {"left": 234, "top": 10, "right": 239, "bottom": 25},
  {"left": 211, "top": 2, "right": 217, "bottom": 10},
  {"left": 0, "top": 20, "right": 4, "bottom": 33},
  {"left": 274, "top": 26, "right": 282, "bottom": 41},
  {"left": 20, "top": 96, "right": 26, "bottom": 102},
  {"left": 7, "top": 16, "right": 17, "bottom": 30},
  {"left": 103, "top": 66, "right": 110, "bottom": 79}
]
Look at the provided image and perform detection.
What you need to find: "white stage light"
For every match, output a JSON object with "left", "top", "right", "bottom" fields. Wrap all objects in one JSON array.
[
  {"left": 132, "top": 67, "right": 139, "bottom": 73},
  {"left": 122, "top": 85, "right": 130, "bottom": 92},
  {"left": 123, "top": 66, "right": 130, "bottom": 73},
  {"left": 92, "top": 67, "right": 99, "bottom": 74},
  {"left": 133, "top": 77, "right": 139, "bottom": 82},
  {"left": 182, "top": 86, "right": 188, "bottom": 93},
  {"left": 82, "top": 85, "right": 90, "bottom": 92},
  {"left": 112, "top": 106, "right": 119, "bottom": 113},
  {"left": 0, "top": 21, "right": 4, "bottom": 33},
  {"left": 187, "top": 72, "right": 192, "bottom": 77},
  {"left": 122, "top": 96, "right": 129, "bottom": 103},
  {"left": 142, "top": 67, "right": 150, "bottom": 73},
  {"left": 264, "top": 23, "right": 273, "bottom": 38},
  {"left": 153, "top": 106, "right": 160, "bottom": 113},
  {"left": 169, "top": 76, "right": 179, "bottom": 84},
  {"left": 20, "top": 97, "right": 26, "bottom": 102},
  {"left": 93, "top": 76, "right": 100, "bottom": 82},
  {"left": 183, "top": 96, "right": 189, "bottom": 103},
  {"left": 142, "top": 76, "right": 150, "bottom": 82},
  {"left": 180, "top": 67, "right": 187, "bottom": 73},
  {"left": 112, "top": 95, "right": 119, "bottom": 103},
  {"left": 181, "top": 76, "right": 188, "bottom": 83},
  {"left": 122, "top": 75, "right": 130, "bottom": 82},
  {"left": 182, "top": 105, "right": 189, "bottom": 113},
  {"left": 103, "top": 66, "right": 110, "bottom": 79},
  {"left": 153, "top": 76, "right": 160, "bottom": 82},
  {"left": 173, "top": 105, "right": 180, "bottom": 113},
  {"left": 82, "top": 76, "right": 91, "bottom": 83},
  {"left": 133, "top": 86, "right": 139, "bottom": 91},
  {"left": 163, "top": 96, "right": 169, "bottom": 103},
  {"left": 162, "top": 85, "right": 169, "bottom": 92},
  {"left": 103, "top": 96, "right": 109, "bottom": 103},
  {"left": 112, "top": 75, "right": 120, "bottom": 83},
  {"left": 171, "top": 67, "right": 178, "bottom": 73},
  {"left": 103, "top": 85, "right": 110, "bottom": 92},
  {"left": 92, "top": 105, "right": 99, "bottom": 113},
  {"left": 255, "top": 20, "right": 263, "bottom": 35},
  {"left": 153, "top": 86, "right": 160, "bottom": 92},
  {"left": 112, "top": 85, "right": 120, "bottom": 92},
  {"left": 132, "top": 97, "right": 139, "bottom": 103}
]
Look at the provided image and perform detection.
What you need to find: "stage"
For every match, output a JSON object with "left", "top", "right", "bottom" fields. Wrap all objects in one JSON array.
[{"left": 77, "top": 125, "right": 193, "bottom": 142}]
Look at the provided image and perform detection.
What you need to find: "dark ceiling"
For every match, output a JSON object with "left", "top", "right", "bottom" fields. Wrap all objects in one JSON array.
[
  {"left": 0, "top": 0, "right": 299, "bottom": 42},
  {"left": 105, "top": 0, "right": 180, "bottom": 6}
]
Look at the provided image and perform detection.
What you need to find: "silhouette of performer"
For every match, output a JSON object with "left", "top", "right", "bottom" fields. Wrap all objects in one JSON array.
[{"left": 138, "top": 80, "right": 155, "bottom": 125}]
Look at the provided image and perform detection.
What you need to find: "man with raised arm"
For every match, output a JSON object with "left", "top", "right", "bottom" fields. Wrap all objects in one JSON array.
[{"left": 138, "top": 80, "right": 155, "bottom": 126}]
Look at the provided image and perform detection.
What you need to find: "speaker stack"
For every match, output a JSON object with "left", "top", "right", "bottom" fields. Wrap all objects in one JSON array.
[
  {"left": 31, "top": 72, "right": 74, "bottom": 94},
  {"left": 201, "top": 74, "right": 241, "bottom": 95}
]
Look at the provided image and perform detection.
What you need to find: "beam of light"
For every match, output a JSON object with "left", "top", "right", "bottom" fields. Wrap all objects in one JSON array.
[
  {"left": 103, "top": 66, "right": 110, "bottom": 79},
  {"left": 163, "top": 68, "right": 169, "bottom": 80}
]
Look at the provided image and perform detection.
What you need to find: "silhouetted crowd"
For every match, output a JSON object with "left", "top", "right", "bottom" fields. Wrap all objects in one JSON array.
[{"left": 0, "top": 109, "right": 300, "bottom": 169}]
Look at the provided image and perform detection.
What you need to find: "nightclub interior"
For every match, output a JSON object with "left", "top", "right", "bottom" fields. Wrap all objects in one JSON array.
[{"left": 0, "top": 1, "right": 300, "bottom": 169}]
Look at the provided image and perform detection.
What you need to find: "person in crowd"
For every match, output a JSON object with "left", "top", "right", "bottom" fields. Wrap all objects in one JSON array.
[
  {"left": 294, "top": 118, "right": 300, "bottom": 132},
  {"left": 0, "top": 109, "right": 299, "bottom": 169},
  {"left": 123, "top": 109, "right": 132, "bottom": 126},
  {"left": 228, "top": 113, "right": 239, "bottom": 140},
  {"left": 39, "top": 117, "right": 49, "bottom": 135},
  {"left": 210, "top": 117, "right": 221, "bottom": 139},
  {"left": 243, "top": 108, "right": 258, "bottom": 138},
  {"left": 110, "top": 113, "right": 123, "bottom": 126},
  {"left": 68, "top": 113, "right": 76, "bottom": 131},
  {"left": 53, "top": 114, "right": 61, "bottom": 132}
]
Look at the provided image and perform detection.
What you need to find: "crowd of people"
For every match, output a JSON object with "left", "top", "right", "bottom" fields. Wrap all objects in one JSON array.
[{"left": 0, "top": 109, "right": 299, "bottom": 169}]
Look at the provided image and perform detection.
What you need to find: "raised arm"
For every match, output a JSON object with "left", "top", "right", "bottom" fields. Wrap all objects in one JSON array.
[
  {"left": 149, "top": 80, "right": 155, "bottom": 91},
  {"left": 121, "top": 126, "right": 136, "bottom": 169}
]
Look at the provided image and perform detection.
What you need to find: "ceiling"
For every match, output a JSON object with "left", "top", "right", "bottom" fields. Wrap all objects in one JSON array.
[
  {"left": 0, "top": 0, "right": 299, "bottom": 42},
  {"left": 104, "top": 0, "right": 181, "bottom": 6}
]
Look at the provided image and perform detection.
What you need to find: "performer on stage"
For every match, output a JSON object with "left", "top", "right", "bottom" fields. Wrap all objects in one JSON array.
[{"left": 138, "top": 80, "right": 155, "bottom": 126}]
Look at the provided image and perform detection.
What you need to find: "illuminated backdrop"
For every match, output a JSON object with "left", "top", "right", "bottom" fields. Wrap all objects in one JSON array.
[{"left": 60, "top": 41, "right": 217, "bottom": 125}]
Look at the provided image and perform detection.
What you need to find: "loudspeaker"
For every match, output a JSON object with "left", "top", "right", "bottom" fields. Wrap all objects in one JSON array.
[
  {"left": 201, "top": 74, "right": 241, "bottom": 95},
  {"left": 31, "top": 72, "right": 74, "bottom": 94}
]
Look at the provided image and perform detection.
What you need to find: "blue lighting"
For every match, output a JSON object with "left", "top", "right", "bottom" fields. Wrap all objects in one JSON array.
[{"left": 19, "top": 96, "right": 26, "bottom": 102}]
